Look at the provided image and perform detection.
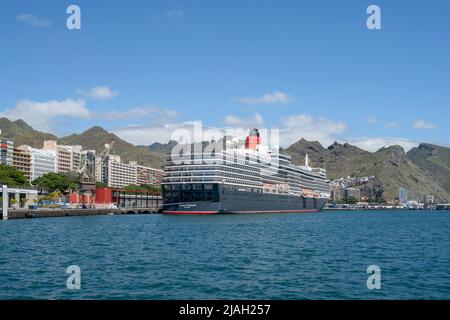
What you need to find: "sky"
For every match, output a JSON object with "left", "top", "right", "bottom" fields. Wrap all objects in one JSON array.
[{"left": 0, "top": 0, "right": 449, "bottom": 151}]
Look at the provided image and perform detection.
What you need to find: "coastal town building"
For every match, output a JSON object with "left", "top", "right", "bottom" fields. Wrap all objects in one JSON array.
[
  {"left": 137, "top": 165, "right": 164, "bottom": 186},
  {"left": 399, "top": 187, "right": 408, "bottom": 204},
  {"left": 95, "top": 157, "right": 103, "bottom": 183},
  {"left": 331, "top": 187, "right": 344, "bottom": 202},
  {"left": 101, "top": 155, "right": 138, "bottom": 188},
  {"left": 330, "top": 187, "right": 362, "bottom": 202},
  {"left": 0, "top": 139, "right": 14, "bottom": 166},
  {"left": 72, "top": 145, "right": 82, "bottom": 172},
  {"left": 19, "top": 145, "right": 57, "bottom": 181},
  {"left": 98, "top": 155, "right": 163, "bottom": 189},
  {"left": 12, "top": 147, "right": 32, "bottom": 182},
  {"left": 1, "top": 138, "right": 162, "bottom": 189},
  {"left": 344, "top": 188, "right": 361, "bottom": 201},
  {"left": 424, "top": 195, "right": 434, "bottom": 204},
  {"left": 43, "top": 140, "right": 83, "bottom": 173},
  {"left": 1, "top": 186, "right": 38, "bottom": 212}
]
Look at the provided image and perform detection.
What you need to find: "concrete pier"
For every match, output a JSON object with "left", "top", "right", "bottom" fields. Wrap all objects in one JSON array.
[
  {"left": 2, "top": 185, "right": 8, "bottom": 220},
  {"left": 4, "top": 207, "right": 160, "bottom": 220}
]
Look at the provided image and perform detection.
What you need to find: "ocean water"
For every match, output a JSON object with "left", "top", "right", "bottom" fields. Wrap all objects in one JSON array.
[{"left": 1, "top": 210, "right": 450, "bottom": 300}]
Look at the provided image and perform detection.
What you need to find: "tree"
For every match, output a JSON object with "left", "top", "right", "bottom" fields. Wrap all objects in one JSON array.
[
  {"left": 0, "top": 165, "right": 29, "bottom": 187},
  {"left": 122, "top": 184, "right": 161, "bottom": 195},
  {"left": 347, "top": 196, "right": 358, "bottom": 204},
  {"left": 338, "top": 196, "right": 358, "bottom": 205},
  {"left": 96, "top": 181, "right": 108, "bottom": 188},
  {"left": 39, "top": 191, "right": 62, "bottom": 202},
  {"left": 32, "top": 172, "right": 77, "bottom": 193},
  {"left": 375, "top": 196, "right": 387, "bottom": 204}
]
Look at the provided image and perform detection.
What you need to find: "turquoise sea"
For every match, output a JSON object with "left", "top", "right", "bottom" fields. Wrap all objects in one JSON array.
[{"left": 1, "top": 210, "right": 450, "bottom": 299}]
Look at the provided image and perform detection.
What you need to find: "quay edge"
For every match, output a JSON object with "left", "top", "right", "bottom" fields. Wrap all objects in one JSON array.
[{"left": 2, "top": 208, "right": 160, "bottom": 220}]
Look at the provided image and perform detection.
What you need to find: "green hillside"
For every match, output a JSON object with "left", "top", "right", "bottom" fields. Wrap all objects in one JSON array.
[
  {"left": 59, "top": 126, "right": 165, "bottom": 169},
  {"left": 286, "top": 139, "right": 450, "bottom": 202},
  {"left": 407, "top": 143, "right": 450, "bottom": 196},
  {"left": 0, "top": 118, "right": 57, "bottom": 148}
]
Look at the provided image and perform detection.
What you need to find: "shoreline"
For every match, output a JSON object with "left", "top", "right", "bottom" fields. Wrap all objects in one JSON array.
[
  {"left": 3, "top": 207, "right": 449, "bottom": 220},
  {"left": 323, "top": 207, "right": 446, "bottom": 212},
  {"left": 1, "top": 208, "right": 159, "bottom": 220}
]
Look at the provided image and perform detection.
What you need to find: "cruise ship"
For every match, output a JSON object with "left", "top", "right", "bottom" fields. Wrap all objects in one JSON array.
[{"left": 161, "top": 129, "right": 330, "bottom": 214}]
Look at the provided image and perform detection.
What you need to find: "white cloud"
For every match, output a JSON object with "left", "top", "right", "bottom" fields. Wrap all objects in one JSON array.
[
  {"left": 366, "top": 116, "right": 377, "bottom": 124},
  {"left": 16, "top": 14, "right": 51, "bottom": 27},
  {"left": 100, "top": 106, "right": 179, "bottom": 121},
  {"left": 384, "top": 121, "right": 400, "bottom": 128},
  {"left": 113, "top": 122, "right": 196, "bottom": 146},
  {"left": 112, "top": 113, "right": 347, "bottom": 149},
  {"left": 413, "top": 120, "right": 436, "bottom": 130},
  {"left": 77, "top": 86, "right": 118, "bottom": 100},
  {"left": 166, "top": 9, "right": 184, "bottom": 21},
  {"left": 347, "top": 137, "right": 419, "bottom": 152},
  {"left": 112, "top": 119, "right": 424, "bottom": 154},
  {"left": 223, "top": 113, "right": 263, "bottom": 127},
  {"left": 236, "top": 91, "right": 292, "bottom": 105},
  {"left": 280, "top": 114, "right": 347, "bottom": 148},
  {"left": 0, "top": 99, "right": 90, "bottom": 132},
  {"left": 109, "top": 113, "right": 426, "bottom": 154}
]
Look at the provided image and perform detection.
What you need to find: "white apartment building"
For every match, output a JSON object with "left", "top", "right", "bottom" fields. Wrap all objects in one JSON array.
[
  {"left": 137, "top": 165, "right": 164, "bottom": 186},
  {"left": 0, "top": 139, "right": 14, "bottom": 166},
  {"left": 101, "top": 155, "right": 138, "bottom": 188},
  {"left": 100, "top": 155, "right": 162, "bottom": 188},
  {"left": 43, "top": 140, "right": 83, "bottom": 173},
  {"left": 72, "top": 145, "right": 82, "bottom": 172},
  {"left": 18, "top": 145, "right": 57, "bottom": 181},
  {"left": 95, "top": 156, "right": 103, "bottom": 183}
]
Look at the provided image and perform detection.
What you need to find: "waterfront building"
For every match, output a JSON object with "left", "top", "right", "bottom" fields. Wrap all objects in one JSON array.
[
  {"left": 43, "top": 140, "right": 70, "bottom": 172},
  {"left": 344, "top": 188, "right": 361, "bottom": 201},
  {"left": 72, "top": 145, "right": 83, "bottom": 172},
  {"left": 399, "top": 187, "right": 408, "bottom": 204},
  {"left": 12, "top": 147, "right": 32, "bottom": 182},
  {"left": 98, "top": 155, "right": 163, "bottom": 189},
  {"left": 436, "top": 203, "right": 450, "bottom": 210},
  {"left": 95, "top": 157, "right": 103, "bottom": 183},
  {"left": 19, "top": 145, "right": 57, "bottom": 181},
  {"left": 0, "top": 139, "right": 14, "bottom": 166},
  {"left": 331, "top": 187, "right": 344, "bottom": 202},
  {"left": 137, "top": 165, "right": 164, "bottom": 187},
  {"left": 101, "top": 155, "right": 138, "bottom": 188},
  {"left": 1, "top": 186, "right": 38, "bottom": 211},
  {"left": 43, "top": 140, "right": 83, "bottom": 173},
  {"left": 424, "top": 195, "right": 434, "bottom": 204}
]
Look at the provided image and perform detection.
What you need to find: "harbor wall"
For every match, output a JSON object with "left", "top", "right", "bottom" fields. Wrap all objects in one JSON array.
[{"left": 3, "top": 208, "right": 159, "bottom": 220}]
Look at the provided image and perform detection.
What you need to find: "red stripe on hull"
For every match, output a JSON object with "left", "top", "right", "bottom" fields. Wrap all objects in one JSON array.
[
  {"left": 162, "top": 209, "right": 321, "bottom": 215},
  {"left": 234, "top": 209, "right": 320, "bottom": 214}
]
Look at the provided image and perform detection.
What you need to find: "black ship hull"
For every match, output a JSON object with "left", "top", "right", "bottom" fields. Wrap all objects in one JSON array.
[{"left": 162, "top": 185, "right": 327, "bottom": 214}]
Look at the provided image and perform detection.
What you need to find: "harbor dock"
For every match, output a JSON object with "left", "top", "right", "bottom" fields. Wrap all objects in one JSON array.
[{"left": 3, "top": 207, "right": 160, "bottom": 220}]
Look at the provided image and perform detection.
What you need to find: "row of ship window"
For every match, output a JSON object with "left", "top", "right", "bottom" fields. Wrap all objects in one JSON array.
[
  {"left": 166, "top": 170, "right": 318, "bottom": 183},
  {"left": 165, "top": 164, "right": 325, "bottom": 182},
  {"left": 163, "top": 177, "right": 319, "bottom": 190},
  {"left": 164, "top": 184, "right": 216, "bottom": 191}
]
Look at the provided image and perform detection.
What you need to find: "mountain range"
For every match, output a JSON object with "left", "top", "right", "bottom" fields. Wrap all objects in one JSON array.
[
  {"left": 0, "top": 118, "right": 164, "bottom": 169},
  {"left": 284, "top": 139, "right": 450, "bottom": 202},
  {"left": 1, "top": 117, "right": 449, "bottom": 202}
]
